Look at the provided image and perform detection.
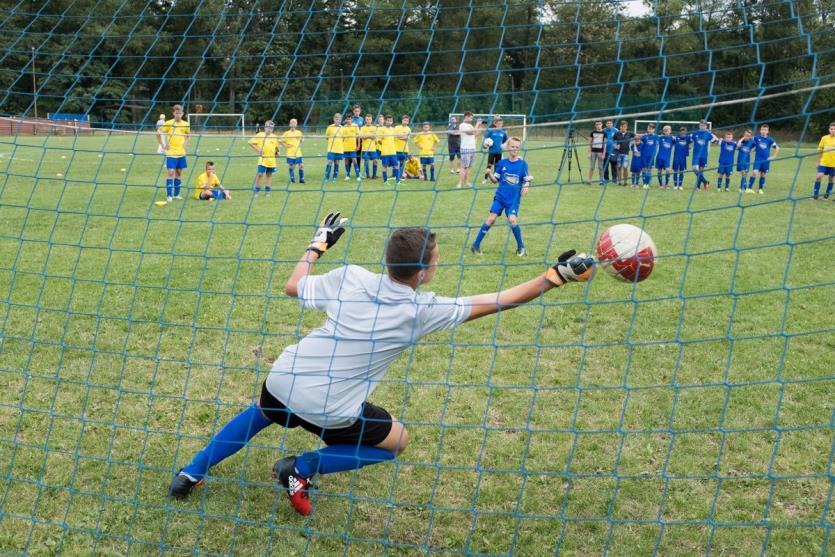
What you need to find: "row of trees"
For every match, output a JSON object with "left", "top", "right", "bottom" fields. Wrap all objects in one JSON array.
[{"left": 1, "top": 0, "right": 833, "bottom": 135}]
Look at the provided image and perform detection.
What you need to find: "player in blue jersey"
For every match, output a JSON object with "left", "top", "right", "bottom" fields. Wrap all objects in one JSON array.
[
  {"left": 640, "top": 123, "right": 659, "bottom": 188},
  {"left": 630, "top": 137, "right": 644, "bottom": 187},
  {"left": 748, "top": 124, "right": 779, "bottom": 194},
  {"left": 471, "top": 137, "right": 532, "bottom": 256},
  {"left": 481, "top": 118, "right": 509, "bottom": 184},
  {"left": 672, "top": 127, "right": 691, "bottom": 190},
  {"left": 716, "top": 131, "right": 737, "bottom": 191},
  {"left": 736, "top": 129, "right": 754, "bottom": 192},
  {"left": 602, "top": 119, "right": 618, "bottom": 184},
  {"left": 691, "top": 119, "right": 719, "bottom": 190},
  {"left": 655, "top": 125, "right": 674, "bottom": 188}
]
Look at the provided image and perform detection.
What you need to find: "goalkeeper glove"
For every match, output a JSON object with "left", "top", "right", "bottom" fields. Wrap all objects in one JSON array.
[
  {"left": 545, "top": 250, "right": 595, "bottom": 285},
  {"left": 307, "top": 211, "right": 348, "bottom": 256}
]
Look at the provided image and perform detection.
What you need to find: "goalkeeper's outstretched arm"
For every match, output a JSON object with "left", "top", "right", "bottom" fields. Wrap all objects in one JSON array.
[
  {"left": 464, "top": 250, "right": 594, "bottom": 322},
  {"left": 284, "top": 212, "right": 348, "bottom": 297}
]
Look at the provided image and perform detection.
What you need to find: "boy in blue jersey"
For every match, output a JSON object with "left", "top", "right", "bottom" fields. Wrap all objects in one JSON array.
[
  {"left": 748, "top": 124, "right": 779, "bottom": 194},
  {"left": 716, "top": 131, "right": 737, "bottom": 191},
  {"left": 602, "top": 119, "right": 618, "bottom": 183},
  {"left": 691, "top": 120, "right": 719, "bottom": 190},
  {"left": 630, "top": 137, "right": 644, "bottom": 187},
  {"left": 655, "top": 125, "right": 674, "bottom": 188},
  {"left": 672, "top": 127, "right": 691, "bottom": 190},
  {"left": 640, "top": 123, "right": 659, "bottom": 188},
  {"left": 736, "top": 129, "right": 753, "bottom": 192},
  {"left": 471, "top": 137, "right": 531, "bottom": 257},
  {"left": 481, "top": 118, "right": 509, "bottom": 184}
]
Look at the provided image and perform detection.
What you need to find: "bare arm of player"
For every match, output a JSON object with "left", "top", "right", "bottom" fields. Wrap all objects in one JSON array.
[
  {"left": 284, "top": 251, "right": 319, "bottom": 298},
  {"left": 770, "top": 144, "right": 780, "bottom": 161}
]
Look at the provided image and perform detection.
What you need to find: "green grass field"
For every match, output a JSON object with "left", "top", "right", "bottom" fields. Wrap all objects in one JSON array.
[{"left": 0, "top": 131, "right": 832, "bottom": 556}]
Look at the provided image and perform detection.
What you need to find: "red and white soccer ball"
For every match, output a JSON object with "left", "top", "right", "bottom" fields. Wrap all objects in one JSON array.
[{"left": 595, "top": 224, "right": 657, "bottom": 282}]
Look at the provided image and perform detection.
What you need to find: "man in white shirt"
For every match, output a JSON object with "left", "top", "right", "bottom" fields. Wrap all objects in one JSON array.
[
  {"left": 457, "top": 111, "right": 483, "bottom": 188},
  {"left": 169, "top": 211, "right": 594, "bottom": 516},
  {"left": 155, "top": 113, "right": 166, "bottom": 154}
]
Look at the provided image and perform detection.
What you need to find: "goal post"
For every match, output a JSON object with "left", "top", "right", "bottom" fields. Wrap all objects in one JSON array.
[
  {"left": 448, "top": 113, "right": 527, "bottom": 141},
  {"left": 634, "top": 119, "right": 711, "bottom": 133},
  {"left": 187, "top": 113, "right": 246, "bottom": 136}
]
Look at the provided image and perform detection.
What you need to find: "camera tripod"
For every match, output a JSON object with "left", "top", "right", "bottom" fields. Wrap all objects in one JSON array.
[{"left": 558, "top": 128, "right": 583, "bottom": 183}]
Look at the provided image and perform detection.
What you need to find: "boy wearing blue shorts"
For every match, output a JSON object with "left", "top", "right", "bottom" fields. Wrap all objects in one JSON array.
[
  {"left": 736, "top": 129, "right": 753, "bottom": 192},
  {"left": 325, "top": 113, "right": 344, "bottom": 182},
  {"left": 640, "top": 123, "right": 658, "bottom": 188},
  {"left": 281, "top": 118, "right": 305, "bottom": 184},
  {"left": 655, "top": 125, "right": 674, "bottom": 188},
  {"left": 716, "top": 131, "right": 737, "bottom": 191},
  {"left": 672, "top": 127, "right": 691, "bottom": 190},
  {"left": 414, "top": 122, "right": 440, "bottom": 181},
  {"left": 630, "top": 138, "right": 644, "bottom": 187},
  {"left": 813, "top": 122, "right": 835, "bottom": 200},
  {"left": 691, "top": 119, "right": 719, "bottom": 190},
  {"left": 748, "top": 124, "right": 779, "bottom": 194},
  {"left": 156, "top": 104, "right": 190, "bottom": 202},
  {"left": 359, "top": 114, "right": 379, "bottom": 179},
  {"left": 249, "top": 120, "right": 279, "bottom": 195}
]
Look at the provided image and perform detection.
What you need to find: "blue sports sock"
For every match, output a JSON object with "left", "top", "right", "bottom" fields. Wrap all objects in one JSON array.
[
  {"left": 473, "top": 223, "right": 491, "bottom": 249},
  {"left": 665, "top": 173, "right": 670, "bottom": 186},
  {"left": 372, "top": 163, "right": 378, "bottom": 178},
  {"left": 212, "top": 189, "right": 224, "bottom": 200},
  {"left": 333, "top": 164, "right": 339, "bottom": 179},
  {"left": 740, "top": 177, "right": 746, "bottom": 190},
  {"left": 354, "top": 162, "right": 360, "bottom": 176},
  {"left": 265, "top": 185, "right": 271, "bottom": 192},
  {"left": 166, "top": 178, "right": 173, "bottom": 197},
  {"left": 393, "top": 167, "right": 400, "bottom": 181},
  {"left": 173, "top": 179, "right": 181, "bottom": 197},
  {"left": 826, "top": 182, "right": 833, "bottom": 196},
  {"left": 759, "top": 176, "right": 765, "bottom": 190},
  {"left": 299, "top": 169, "right": 304, "bottom": 181},
  {"left": 325, "top": 164, "right": 331, "bottom": 180},
  {"left": 254, "top": 186, "right": 261, "bottom": 193},
  {"left": 382, "top": 170, "right": 388, "bottom": 182},
  {"left": 364, "top": 160, "right": 370, "bottom": 178},
  {"left": 510, "top": 224, "right": 524, "bottom": 250},
  {"left": 726, "top": 177, "right": 731, "bottom": 189},
  {"left": 430, "top": 167, "right": 435, "bottom": 181},
  {"left": 642, "top": 172, "right": 649, "bottom": 185},
  {"left": 181, "top": 404, "right": 272, "bottom": 480},
  {"left": 289, "top": 167, "right": 295, "bottom": 182},
  {"left": 657, "top": 173, "right": 662, "bottom": 186},
  {"left": 422, "top": 165, "right": 428, "bottom": 180},
  {"left": 813, "top": 180, "right": 820, "bottom": 197},
  {"left": 749, "top": 175, "right": 755, "bottom": 189},
  {"left": 293, "top": 445, "right": 395, "bottom": 478}
]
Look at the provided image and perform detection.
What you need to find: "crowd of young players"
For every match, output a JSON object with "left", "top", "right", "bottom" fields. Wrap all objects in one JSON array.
[
  {"left": 155, "top": 104, "right": 835, "bottom": 207},
  {"left": 586, "top": 118, "right": 784, "bottom": 194}
]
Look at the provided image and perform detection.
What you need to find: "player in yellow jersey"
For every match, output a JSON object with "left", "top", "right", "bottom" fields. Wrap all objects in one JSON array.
[
  {"left": 375, "top": 115, "right": 385, "bottom": 161},
  {"left": 281, "top": 118, "right": 305, "bottom": 184},
  {"left": 359, "top": 114, "right": 379, "bottom": 180},
  {"left": 413, "top": 122, "right": 440, "bottom": 182},
  {"left": 402, "top": 154, "right": 423, "bottom": 179},
  {"left": 156, "top": 104, "right": 190, "bottom": 202},
  {"left": 378, "top": 115, "right": 400, "bottom": 183},
  {"left": 340, "top": 113, "right": 361, "bottom": 181},
  {"left": 393, "top": 115, "right": 411, "bottom": 172},
  {"left": 325, "top": 113, "right": 344, "bottom": 182},
  {"left": 249, "top": 120, "right": 280, "bottom": 196},
  {"left": 813, "top": 121, "right": 835, "bottom": 200},
  {"left": 194, "top": 161, "right": 231, "bottom": 200}
]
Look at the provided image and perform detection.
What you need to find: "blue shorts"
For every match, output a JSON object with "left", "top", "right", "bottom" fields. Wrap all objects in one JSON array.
[
  {"left": 617, "top": 154, "right": 628, "bottom": 167},
  {"left": 327, "top": 152, "right": 343, "bottom": 161},
  {"left": 655, "top": 159, "right": 670, "bottom": 170},
  {"left": 362, "top": 151, "right": 379, "bottom": 161},
  {"left": 692, "top": 155, "right": 708, "bottom": 168},
  {"left": 672, "top": 159, "right": 687, "bottom": 171},
  {"left": 166, "top": 156, "right": 187, "bottom": 170},
  {"left": 489, "top": 197, "right": 519, "bottom": 217},
  {"left": 641, "top": 156, "right": 655, "bottom": 169},
  {"left": 630, "top": 158, "right": 643, "bottom": 173},
  {"left": 257, "top": 165, "right": 276, "bottom": 175},
  {"left": 420, "top": 157, "right": 434, "bottom": 165},
  {"left": 753, "top": 160, "right": 771, "bottom": 173},
  {"left": 382, "top": 155, "right": 398, "bottom": 168},
  {"left": 396, "top": 152, "right": 408, "bottom": 164},
  {"left": 817, "top": 165, "right": 835, "bottom": 176},
  {"left": 286, "top": 157, "right": 303, "bottom": 165},
  {"left": 717, "top": 163, "right": 733, "bottom": 175},
  {"left": 736, "top": 161, "right": 750, "bottom": 173}
]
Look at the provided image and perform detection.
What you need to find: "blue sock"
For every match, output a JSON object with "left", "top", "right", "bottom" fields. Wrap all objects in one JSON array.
[
  {"left": 759, "top": 176, "right": 765, "bottom": 190},
  {"left": 265, "top": 185, "right": 271, "bottom": 193},
  {"left": 422, "top": 165, "right": 428, "bottom": 180},
  {"left": 372, "top": 163, "right": 378, "bottom": 178},
  {"left": 333, "top": 164, "right": 339, "bottom": 179},
  {"left": 473, "top": 223, "right": 490, "bottom": 249},
  {"left": 726, "top": 177, "right": 731, "bottom": 189},
  {"left": 212, "top": 189, "right": 225, "bottom": 200},
  {"left": 665, "top": 173, "right": 670, "bottom": 186},
  {"left": 166, "top": 178, "right": 173, "bottom": 197},
  {"left": 289, "top": 167, "right": 296, "bottom": 182},
  {"left": 299, "top": 168, "right": 304, "bottom": 181},
  {"left": 813, "top": 181, "right": 820, "bottom": 197},
  {"left": 382, "top": 170, "right": 388, "bottom": 182},
  {"left": 325, "top": 164, "right": 331, "bottom": 180},
  {"left": 181, "top": 404, "right": 272, "bottom": 480},
  {"left": 254, "top": 186, "right": 261, "bottom": 193},
  {"left": 293, "top": 445, "right": 395, "bottom": 478},
  {"left": 430, "top": 167, "right": 435, "bottom": 181},
  {"left": 510, "top": 224, "right": 523, "bottom": 250},
  {"left": 393, "top": 167, "right": 400, "bottom": 181},
  {"left": 740, "top": 176, "right": 746, "bottom": 190},
  {"left": 364, "top": 160, "right": 370, "bottom": 178},
  {"left": 826, "top": 182, "right": 833, "bottom": 196},
  {"left": 173, "top": 179, "right": 181, "bottom": 197},
  {"left": 642, "top": 172, "right": 649, "bottom": 185},
  {"left": 749, "top": 175, "right": 755, "bottom": 189},
  {"left": 354, "top": 162, "right": 360, "bottom": 176}
]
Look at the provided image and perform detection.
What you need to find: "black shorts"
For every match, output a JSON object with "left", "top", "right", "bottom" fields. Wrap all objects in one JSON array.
[
  {"left": 487, "top": 153, "right": 502, "bottom": 166},
  {"left": 259, "top": 381, "right": 393, "bottom": 446},
  {"left": 448, "top": 144, "right": 461, "bottom": 160}
]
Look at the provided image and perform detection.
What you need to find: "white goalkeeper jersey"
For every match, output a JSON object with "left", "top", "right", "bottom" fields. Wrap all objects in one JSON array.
[{"left": 265, "top": 265, "right": 471, "bottom": 428}]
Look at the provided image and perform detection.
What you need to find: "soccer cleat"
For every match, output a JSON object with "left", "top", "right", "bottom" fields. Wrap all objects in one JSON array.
[
  {"left": 357, "top": 176, "right": 362, "bottom": 182},
  {"left": 167, "top": 196, "right": 173, "bottom": 202},
  {"left": 168, "top": 470, "right": 204, "bottom": 499},
  {"left": 516, "top": 248, "right": 527, "bottom": 257},
  {"left": 758, "top": 189, "right": 764, "bottom": 194},
  {"left": 274, "top": 457, "right": 313, "bottom": 516},
  {"left": 299, "top": 179, "right": 306, "bottom": 184},
  {"left": 450, "top": 169, "right": 456, "bottom": 174},
  {"left": 344, "top": 176, "right": 352, "bottom": 181},
  {"left": 746, "top": 189, "right": 754, "bottom": 194},
  {"left": 174, "top": 195, "right": 183, "bottom": 200},
  {"left": 642, "top": 184, "right": 649, "bottom": 189},
  {"left": 470, "top": 246, "right": 483, "bottom": 255}
]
